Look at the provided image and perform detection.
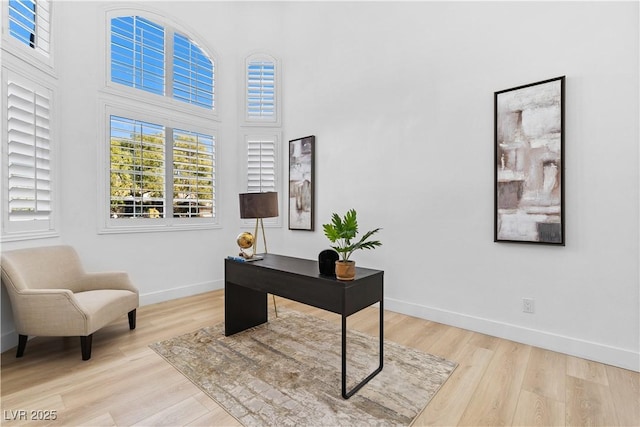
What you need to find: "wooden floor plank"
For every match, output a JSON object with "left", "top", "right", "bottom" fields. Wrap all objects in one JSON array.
[
  {"left": 566, "top": 375, "right": 619, "bottom": 427},
  {"left": 458, "top": 340, "right": 532, "bottom": 426},
  {"left": 511, "top": 389, "right": 565, "bottom": 426},
  {"left": 604, "top": 364, "right": 640, "bottom": 426}
]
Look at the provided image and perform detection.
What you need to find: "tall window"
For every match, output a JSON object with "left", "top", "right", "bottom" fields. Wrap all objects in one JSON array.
[
  {"left": 241, "top": 53, "right": 281, "bottom": 227},
  {"left": 8, "top": 0, "right": 50, "bottom": 56},
  {"left": 104, "top": 12, "right": 217, "bottom": 231},
  {"left": 3, "top": 0, "right": 55, "bottom": 241}
]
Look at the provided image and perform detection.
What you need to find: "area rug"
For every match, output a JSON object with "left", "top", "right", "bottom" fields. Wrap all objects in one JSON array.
[{"left": 150, "top": 310, "right": 457, "bottom": 426}]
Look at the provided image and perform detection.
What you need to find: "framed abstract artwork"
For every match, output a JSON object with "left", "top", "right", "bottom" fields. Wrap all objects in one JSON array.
[
  {"left": 494, "top": 76, "right": 565, "bottom": 245},
  {"left": 289, "top": 135, "right": 315, "bottom": 231}
]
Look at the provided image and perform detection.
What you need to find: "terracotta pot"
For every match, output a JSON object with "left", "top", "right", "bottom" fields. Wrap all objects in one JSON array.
[{"left": 335, "top": 260, "right": 356, "bottom": 281}]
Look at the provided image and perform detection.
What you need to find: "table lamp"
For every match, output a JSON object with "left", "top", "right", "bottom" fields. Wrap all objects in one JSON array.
[
  {"left": 239, "top": 192, "right": 279, "bottom": 257},
  {"left": 239, "top": 191, "right": 279, "bottom": 316}
]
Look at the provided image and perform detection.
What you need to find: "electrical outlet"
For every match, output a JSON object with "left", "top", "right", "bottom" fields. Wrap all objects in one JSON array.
[{"left": 522, "top": 298, "right": 535, "bottom": 314}]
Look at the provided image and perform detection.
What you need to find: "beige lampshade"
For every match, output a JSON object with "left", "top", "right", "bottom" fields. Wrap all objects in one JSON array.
[{"left": 239, "top": 192, "right": 279, "bottom": 219}]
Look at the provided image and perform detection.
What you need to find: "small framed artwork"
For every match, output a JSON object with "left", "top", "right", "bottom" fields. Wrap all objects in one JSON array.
[
  {"left": 495, "top": 76, "right": 565, "bottom": 245},
  {"left": 289, "top": 135, "right": 315, "bottom": 231}
]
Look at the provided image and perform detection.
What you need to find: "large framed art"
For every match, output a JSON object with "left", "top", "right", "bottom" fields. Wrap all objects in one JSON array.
[
  {"left": 289, "top": 135, "right": 315, "bottom": 231},
  {"left": 494, "top": 76, "right": 565, "bottom": 245}
]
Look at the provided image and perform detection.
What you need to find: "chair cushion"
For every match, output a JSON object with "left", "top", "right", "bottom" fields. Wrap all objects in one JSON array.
[{"left": 74, "top": 290, "right": 139, "bottom": 335}]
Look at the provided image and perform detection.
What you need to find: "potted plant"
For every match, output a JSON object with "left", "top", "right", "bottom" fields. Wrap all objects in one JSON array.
[{"left": 322, "top": 209, "right": 382, "bottom": 281}]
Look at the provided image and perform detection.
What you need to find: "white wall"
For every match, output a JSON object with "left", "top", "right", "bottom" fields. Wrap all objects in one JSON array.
[
  {"left": 1, "top": 1, "right": 638, "bottom": 371},
  {"left": 274, "top": 1, "right": 639, "bottom": 371}
]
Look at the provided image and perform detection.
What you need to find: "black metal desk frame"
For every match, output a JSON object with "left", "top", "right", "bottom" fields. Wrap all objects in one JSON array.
[{"left": 224, "top": 253, "right": 384, "bottom": 399}]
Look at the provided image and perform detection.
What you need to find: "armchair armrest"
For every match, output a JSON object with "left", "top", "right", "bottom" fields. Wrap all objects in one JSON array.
[
  {"left": 9, "top": 289, "right": 89, "bottom": 336},
  {"left": 73, "top": 272, "right": 138, "bottom": 293}
]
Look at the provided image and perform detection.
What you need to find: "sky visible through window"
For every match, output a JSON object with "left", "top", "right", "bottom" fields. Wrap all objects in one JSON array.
[{"left": 9, "top": 0, "right": 36, "bottom": 48}]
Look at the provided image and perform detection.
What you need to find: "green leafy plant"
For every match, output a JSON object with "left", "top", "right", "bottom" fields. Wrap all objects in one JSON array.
[{"left": 322, "top": 209, "right": 382, "bottom": 262}]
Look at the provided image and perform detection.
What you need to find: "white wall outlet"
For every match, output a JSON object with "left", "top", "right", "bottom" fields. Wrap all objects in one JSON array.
[{"left": 523, "top": 298, "right": 535, "bottom": 314}]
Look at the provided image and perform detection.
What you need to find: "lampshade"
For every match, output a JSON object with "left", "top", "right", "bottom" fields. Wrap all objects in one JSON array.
[{"left": 239, "top": 192, "right": 279, "bottom": 219}]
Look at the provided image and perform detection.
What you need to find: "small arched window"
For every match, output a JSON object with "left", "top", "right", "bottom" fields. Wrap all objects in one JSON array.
[{"left": 245, "top": 53, "right": 279, "bottom": 124}]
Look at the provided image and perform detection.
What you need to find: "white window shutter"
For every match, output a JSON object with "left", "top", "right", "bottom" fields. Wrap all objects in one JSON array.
[
  {"left": 173, "top": 33, "right": 215, "bottom": 109},
  {"left": 246, "top": 55, "right": 277, "bottom": 123},
  {"left": 173, "top": 129, "right": 216, "bottom": 218},
  {"left": 109, "top": 116, "right": 166, "bottom": 219},
  {"left": 8, "top": 0, "right": 51, "bottom": 56},
  {"left": 6, "top": 79, "right": 52, "bottom": 222},
  {"left": 110, "top": 16, "right": 165, "bottom": 96},
  {"left": 247, "top": 137, "right": 276, "bottom": 193}
]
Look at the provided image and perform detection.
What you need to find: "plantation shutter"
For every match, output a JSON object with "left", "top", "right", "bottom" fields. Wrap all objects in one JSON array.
[
  {"left": 110, "top": 16, "right": 165, "bottom": 95},
  {"left": 8, "top": 0, "right": 51, "bottom": 56},
  {"left": 173, "top": 33, "right": 214, "bottom": 109},
  {"left": 6, "top": 79, "right": 52, "bottom": 222},
  {"left": 247, "top": 137, "right": 276, "bottom": 193},
  {"left": 109, "top": 116, "right": 166, "bottom": 218},
  {"left": 246, "top": 59, "right": 276, "bottom": 121},
  {"left": 173, "top": 129, "right": 215, "bottom": 218}
]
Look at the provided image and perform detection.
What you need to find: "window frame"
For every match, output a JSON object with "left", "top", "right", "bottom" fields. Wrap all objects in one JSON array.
[
  {"left": 98, "top": 102, "right": 219, "bottom": 234},
  {"left": 1, "top": 0, "right": 54, "bottom": 75},
  {"left": 99, "top": 8, "right": 220, "bottom": 234}
]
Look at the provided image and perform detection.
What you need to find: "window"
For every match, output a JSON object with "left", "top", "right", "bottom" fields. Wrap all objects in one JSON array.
[
  {"left": 173, "top": 33, "right": 214, "bottom": 109},
  {"left": 103, "top": 11, "right": 218, "bottom": 232},
  {"left": 172, "top": 129, "right": 215, "bottom": 218},
  {"left": 110, "top": 116, "right": 165, "bottom": 218},
  {"left": 110, "top": 16, "right": 165, "bottom": 96},
  {"left": 245, "top": 54, "right": 279, "bottom": 124},
  {"left": 241, "top": 133, "right": 280, "bottom": 227},
  {"left": 241, "top": 53, "right": 281, "bottom": 227},
  {"left": 109, "top": 116, "right": 215, "bottom": 221},
  {"left": 109, "top": 15, "right": 215, "bottom": 110},
  {"left": 8, "top": 0, "right": 50, "bottom": 56},
  {"left": 2, "top": 72, "right": 56, "bottom": 239}
]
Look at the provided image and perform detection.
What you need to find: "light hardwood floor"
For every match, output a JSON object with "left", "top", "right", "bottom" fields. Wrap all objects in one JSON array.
[{"left": 1, "top": 290, "right": 638, "bottom": 426}]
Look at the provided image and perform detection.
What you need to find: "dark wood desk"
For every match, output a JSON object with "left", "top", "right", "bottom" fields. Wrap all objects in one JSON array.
[{"left": 224, "top": 253, "right": 384, "bottom": 399}]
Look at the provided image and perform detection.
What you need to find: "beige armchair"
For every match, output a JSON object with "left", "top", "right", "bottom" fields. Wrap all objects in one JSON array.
[{"left": 1, "top": 245, "right": 139, "bottom": 360}]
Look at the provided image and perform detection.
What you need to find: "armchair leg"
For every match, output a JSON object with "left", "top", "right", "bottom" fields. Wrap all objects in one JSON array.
[
  {"left": 128, "top": 309, "right": 136, "bottom": 330},
  {"left": 80, "top": 335, "right": 93, "bottom": 360},
  {"left": 16, "top": 334, "right": 28, "bottom": 358}
]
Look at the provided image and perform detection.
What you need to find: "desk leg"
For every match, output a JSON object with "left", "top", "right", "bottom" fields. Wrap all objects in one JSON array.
[
  {"left": 225, "top": 281, "right": 267, "bottom": 336},
  {"left": 341, "top": 300, "right": 384, "bottom": 399}
]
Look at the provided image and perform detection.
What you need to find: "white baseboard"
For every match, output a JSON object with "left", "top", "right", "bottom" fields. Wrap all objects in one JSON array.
[
  {"left": 0, "top": 280, "right": 224, "bottom": 354},
  {"left": 139, "top": 279, "right": 223, "bottom": 306},
  {"left": 384, "top": 297, "right": 640, "bottom": 372}
]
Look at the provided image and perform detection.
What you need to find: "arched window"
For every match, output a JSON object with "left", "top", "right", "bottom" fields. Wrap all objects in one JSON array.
[
  {"left": 110, "top": 15, "right": 215, "bottom": 110},
  {"left": 245, "top": 53, "right": 279, "bottom": 124},
  {"left": 103, "top": 11, "right": 218, "bottom": 232}
]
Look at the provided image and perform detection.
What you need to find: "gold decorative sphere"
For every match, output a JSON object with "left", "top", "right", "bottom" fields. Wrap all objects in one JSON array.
[{"left": 237, "top": 232, "right": 255, "bottom": 249}]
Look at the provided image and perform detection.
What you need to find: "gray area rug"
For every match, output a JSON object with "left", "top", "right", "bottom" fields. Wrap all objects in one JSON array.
[{"left": 150, "top": 310, "right": 457, "bottom": 426}]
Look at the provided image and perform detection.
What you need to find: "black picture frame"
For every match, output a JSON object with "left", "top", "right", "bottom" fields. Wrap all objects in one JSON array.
[
  {"left": 494, "top": 76, "right": 565, "bottom": 245},
  {"left": 288, "top": 135, "right": 315, "bottom": 231}
]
